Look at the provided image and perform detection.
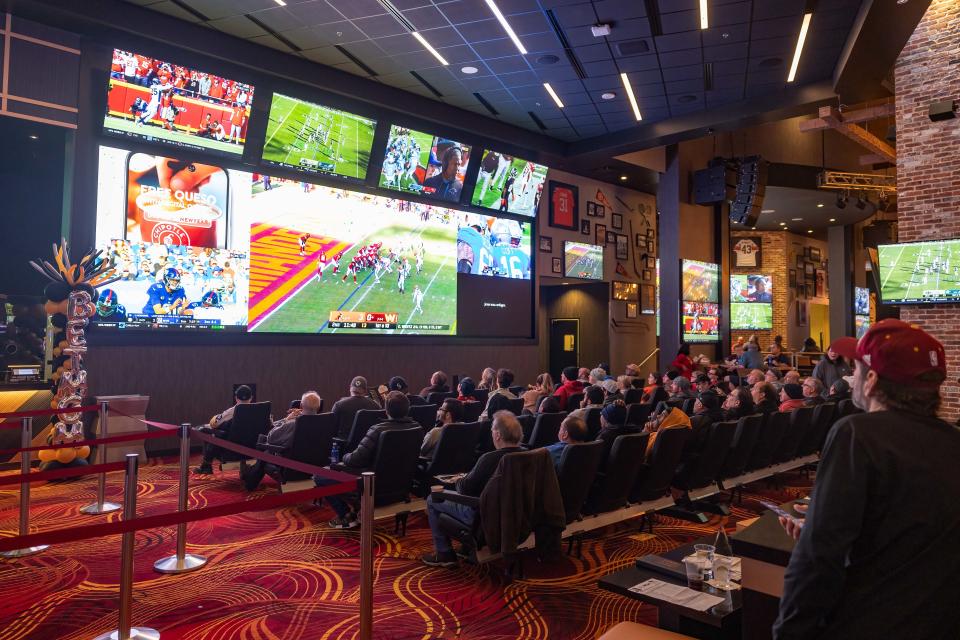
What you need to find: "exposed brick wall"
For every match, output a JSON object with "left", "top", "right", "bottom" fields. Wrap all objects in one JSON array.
[
  {"left": 730, "top": 231, "right": 789, "bottom": 351},
  {"left": 895, "top": 0, "right": 960, "bottom": 421}
]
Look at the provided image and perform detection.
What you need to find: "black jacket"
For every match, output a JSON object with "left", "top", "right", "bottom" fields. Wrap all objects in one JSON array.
[
  {"left": 331, "top": 395, "right": 380, "bottom": 439},
  {"left": 342, "top": 417, "right": 419, "bottom": 470},
  {"left": 456, "top": 446, "right": 523, "bottom": 497},
  {"left": 596, "top": 424, "right": 639, "bottom": 466}
]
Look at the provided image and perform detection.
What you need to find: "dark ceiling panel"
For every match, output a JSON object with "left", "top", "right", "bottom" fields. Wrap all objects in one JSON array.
[
  {"left": 402, "top": 5, "right": 448, "bottom": 30},
  {"left": 331, "top": 0, "right": 388, "bottom": 20},
  {"left": 552, "top": 3, "right": 597, "bottom": 28},
  {"left": 352, "top": 14, "right": 408, "bottom": 38},
  {"left": 284, "top": 1, "right": 344, "bottom": 26}
]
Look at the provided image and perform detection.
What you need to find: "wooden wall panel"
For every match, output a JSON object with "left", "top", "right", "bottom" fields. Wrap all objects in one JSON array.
[{"left": 539, "top": 283, "right": 610, "bottom": 378}]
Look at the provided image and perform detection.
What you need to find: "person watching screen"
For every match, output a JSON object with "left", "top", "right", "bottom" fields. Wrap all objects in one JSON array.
[
  {"left": 419, "top": 371, "right": 449, "bottom": 398},
  {"left": 545, "top": 415, "right": 589, "bottom": 469},
  {"left": 457, "top": 377, "right": 477, "bottom": 402},
  {"left": 553, "top": 366, "right": 585, "bottom": 408},
  {"left": 811, "top": 346, "right": 852, "bottom": 398},
  {"left": 420, "top": 398, "right": 464, "bottom": 459},
  {"left": 751, "top": 381, "right": 779, "bottom": 414},
  {"left": 195, "top": 384, "right": 252, "bottom": 475},
  {"left": 331, "top": 376, "right": 380, "bottom": 440},
  {"left": 779, "top": 383, "right": 806, "bottom": 412},
  {"left": 802, "top": 377, "right": 825, "bottom": 406}
]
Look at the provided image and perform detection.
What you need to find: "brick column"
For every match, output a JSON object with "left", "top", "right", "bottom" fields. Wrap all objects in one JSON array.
[
  {"left": 895, "top": 0, "right": 960, "bottom": 420},
  {"left": 730, "top": 230, "right": 789, "bottom": 350}
]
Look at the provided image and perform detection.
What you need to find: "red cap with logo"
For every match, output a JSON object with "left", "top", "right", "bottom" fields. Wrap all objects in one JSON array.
[{"left": 829, "top": 319, "right": 946, "bottom": 388}]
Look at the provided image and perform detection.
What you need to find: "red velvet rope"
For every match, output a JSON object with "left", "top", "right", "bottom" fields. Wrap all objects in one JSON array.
[
  {"left": 0, "top": 404, "right": 100, "bottom": 423},
  {"left": 0, "top": 430, "right": 175, "bottom": 457},
  {"left": 0, "top": 480, "right": 358, "bottom": 552},
  {"left": 0, "top": 461, "right": 127, "bottom": 487}
]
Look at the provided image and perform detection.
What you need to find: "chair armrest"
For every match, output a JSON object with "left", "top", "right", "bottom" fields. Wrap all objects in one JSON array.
[
  {"left": 261, "top": 443, "right": 285, "bottom": 454},
  {"left": 433, "top": 490, "right": 480, "bottom": 509}
]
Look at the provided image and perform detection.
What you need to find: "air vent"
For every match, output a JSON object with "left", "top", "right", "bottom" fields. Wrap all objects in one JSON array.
[
  {"left": 704, "top": 62, "right": 714, "bottom": 91},
  {"left": 528, "top": 111, "right": 547, "bottom": 131},
  {"left": 759, "top": 57, "right": 784, "bottom": 68},
  {"left": 409, "top": 71, "right": 443, "bottom": 98},
  {"left": 334, "top": 45, "right": 378, "bottom": 76},
  {"left": 615, "top": 39, "right": 650, "bottom": 57},
  {"left": 171, "top": 0, "right": 209, "bottom": 21},
  {"left": 473, "top": 93, "right": 499, "bottom": 116},
  {"left": 643, "top": 0, "right": 663, "bottom": 37},
  {"left": 536, "top": 54, "right": 560, "bottom": 65},
  {"left": 678, "top": 95, "right": 697, "bottom": 103},
  {"left": 545, "top": 10, "right": 587, "bottom": 80},
  {"left": 246, "top": 14, "right": 302, "bottom": 51}
]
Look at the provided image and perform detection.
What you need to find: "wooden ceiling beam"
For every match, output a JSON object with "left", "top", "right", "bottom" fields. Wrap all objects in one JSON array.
[
  {"left": 798, "top": 102, "right": 895, "bottom": 132},
  {"left": 801, "top": 105, "right": 896, "bottom": 164}
]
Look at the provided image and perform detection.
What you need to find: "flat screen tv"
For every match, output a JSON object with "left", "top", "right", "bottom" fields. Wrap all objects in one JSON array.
[
  {"left": 469, "top": 149, "right": 547, "bottom": 217},
  {"left": 854, "top": 286, "right": 870, "bottom": 315},
  {"left": 730, "top": 302, "right": 772, "bottom": 330},
  {"left": 855, "top": 314, "right": 870, "bottom": 339},
  {"left": 378, "top": 125, "right": 471, "bottom": 204},
  {"left": 730, "top": 274, "right": 772, "bottom": 303},
  {"left": 682, "top": 301, "right": 720, "bottom": 343},
  {"left": 105, "top": 49, "right": 254, "bottom": 157},
  {"left": 92, "top": 144, "right": 534, "bottom": 339},
  {"left": 877, "top": 239, "right": 960, "bottom": 304},
  {"left": 681, "top": 259, "right": 720, "bottom": 303},
  {"left": 261, "top": 92, "right": 376, "bottom": 181},
  {"left": 564, "top": 242, "right": 603, "bottom": 280}
]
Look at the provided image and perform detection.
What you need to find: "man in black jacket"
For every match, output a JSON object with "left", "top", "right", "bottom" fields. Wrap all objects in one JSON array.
[
  {"left": 421, "top": 410, "right": 523, "bottom": 567},
  {"left": 319, "top": 391, "right": 418, "bottom": 529},
  {"left": 330, "top": 376, "right": 380, "bottom": 439}
]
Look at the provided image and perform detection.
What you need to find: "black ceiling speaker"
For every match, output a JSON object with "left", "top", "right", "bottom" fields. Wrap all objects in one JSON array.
[
  {"left": 728, "top": 156, "right": 768, "bottom": 227},
  {"left": 693, "top": 158, "right": 736, "bottom": 205},
  {"left": 928, "top": 100, "right": 956, "bottom": 121}
]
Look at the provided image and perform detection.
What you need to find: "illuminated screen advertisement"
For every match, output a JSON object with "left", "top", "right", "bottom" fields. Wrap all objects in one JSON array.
[
  {"left": 682, "top": 301, "right": 720, "bottom": 343},
  {"left": 105, "top": 49, "right": 254, "bottom": 157},
  {"left": 261, "top": 93, "right": 376, "bottom": 181},
  {"left": 681, "top": 259, "right": 720, "bottom": 303},
  {"left": 93, "top": 145, "right": 532, "bottom": 338},
  {"left": 878, "top": 239, "right": 960, "bottom": 304},
  {"left": 469, "top": 149, "right": 547, "bottom": 217},
  {"left": 378, "top": 125, "right": 471, "bottom": 203}
]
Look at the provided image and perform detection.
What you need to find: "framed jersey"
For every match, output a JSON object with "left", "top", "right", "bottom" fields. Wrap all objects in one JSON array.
[
  {"left": 548, "top": 181, "right": 579, "bottom": 231},
  {"left": 731, "top": 236, "right": 762, "bottom": 268}
]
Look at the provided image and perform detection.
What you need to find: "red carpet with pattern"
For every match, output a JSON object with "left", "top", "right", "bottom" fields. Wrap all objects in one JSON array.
[{"left": 0, "top": 457, "right": 810, "bottom": 639}]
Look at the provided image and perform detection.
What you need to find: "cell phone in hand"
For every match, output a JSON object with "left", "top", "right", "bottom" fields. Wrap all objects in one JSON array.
[{"left": 760, "top": 500, "right": 801, "bottom": 522}]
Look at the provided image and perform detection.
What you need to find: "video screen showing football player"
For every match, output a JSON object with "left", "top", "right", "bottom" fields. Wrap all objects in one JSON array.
[
  {"left": 457, "top": 215, "right": 530, "bottom": 279},
  {"left": 144, "top": 267, "right": 188, "bottom": 315},
  {"left": 95, "top": 289, "right": 127, "bottom": 322}
]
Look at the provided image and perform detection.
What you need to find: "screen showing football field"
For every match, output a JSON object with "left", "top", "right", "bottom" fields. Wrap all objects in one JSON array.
[
  {"left": 730, "top": 302, "right": 772, "bottom": 330},
  {"left": 877, "top": 239, "right": 960, "bottom": 304},
  {"left": 378, "top": 125, "right": 471, "bottom": 204},
  {"left": 469, "top": 149, "right": 547, "bottom": 218},
  {"left": 564, "top": 242, "right": 603, "bottom": 280},
  {"left": 261, "top": 93, "right": 376, "bottom": 181}
]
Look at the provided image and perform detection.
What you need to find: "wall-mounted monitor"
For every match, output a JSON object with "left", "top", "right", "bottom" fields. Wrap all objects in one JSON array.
[
  {"left": 564, "top": 242, "right": 603, "bottom": 280},
  {"left": 378, "top": 125, "right": 471, "bottom": 203},
  {"left": 682, "top": 301, "right": 720, "bottom": 342},
  {"left": 261, "top": 92, "right": 376, "bottom": 181},
  {"left": 878, "top": 239, "right": 960, "bottom": 304},
  {"left": 854, "top": 286, "right": 870, "bottom": 315},
  {"left": 855, "top": 314, "right": 870, "bottom": 339},
  {"left": 730, "top": 274, "right": 772, "bottom": 303},
  {"left": 681, "top": 259, "right": 720, "bottom": 303},
  {"left": 105, "top": 49, "right": 254, "bottom": 157},
  {"left": 469, "top": 149, "right": 547, "bottom": 217},
  {"left": 730, "top": 302, "right": 772, "bottom": 330},
  {"left": 93, "top": 144, "right": 534, "bottom": 339}
]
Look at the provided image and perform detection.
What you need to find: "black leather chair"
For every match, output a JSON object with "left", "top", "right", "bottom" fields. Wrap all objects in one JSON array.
[
  {"left": 214, "top": 401, "right": 272, "bottom": 464},
  {"left": 261, "top": 412, "right": 337, "bottom": 486},
  {"left": 426, "top": 391, "right": 455, "bottom": 406},
  {"left": 472, "top": 388, "right": 490, "bottom": 406},
  {"left": 718, "top": 414, "right": 764, "bottom": 481},
  {"left": 556, "top": 441, "right": 605, "bottom": 525},
  {"left": 463, "top": 401, "right": 484, "bottom": 423},
  {"left": 363, "top": 426, "right": 423, "bottom": 534},
  {"left": 631, "top": 427, "right": 689, "bottom": 504},
  {"left": 837, "top": 398, "right": 860, "bottom": 419},
  {"left": 420, "top": 422, "right": 482, "bottom": 477},
  {"left": 626, "top": 403, "right": 653, "bottom": 427},
  {"left": 566, "top": 393, "right": 584, "bottom": 413},
  {"left": 623, "top": 388, "right": 643, "bottom": 405},
  {"left": 584, "top": 433, "right": 650, "bottom": 515},
  {"left": 472, "top": 419, "right": 494, "bottom": 455},
  {"left": 665, "top": 420, "right": 737, "bottom": 521},
  {"left": 527, "top": 411, "right": 566, "bottom": 448},
  {"left": 507, "top": 397, "right": 524, "bottom": 416},
  {"left": 745, "top": 411, "right": 790, "bottom": 470},
  {"left": 681, "top": 397, "right": 696, "bottom": 416},
  {"left": 410, "top": 404, "right": 439, "bottom": 430},
  {"left": 508, "top": 385, "right": 525, "bottom": 397},
  {"left": 337, "top": 409, "right": 387, "bottom": 454},
  {"left": 774, "top": 406, "right": 814, "bottom": 463},
  {"left": 583, "top": 407, "right": 602, "bottom": 440},
  {"left": 516, "top": 414, "right": 535, "bottom": 443},
  {"left": 797, "top": 402, "right": 836, "bottom": 456}
]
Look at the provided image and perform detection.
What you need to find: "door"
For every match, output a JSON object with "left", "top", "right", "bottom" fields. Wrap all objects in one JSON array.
[{"left": 550, "top": 318, "right": 579, "bottom": 381}]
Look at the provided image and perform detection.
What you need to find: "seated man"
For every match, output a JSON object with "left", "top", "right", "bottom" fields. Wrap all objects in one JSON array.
[
  {"left": 195, "top": 384, "right": 252, "bottom": 474},
  {"left": 421, "top": 411, "right": 524, "bottom": 567},
  {"left": 480, "top": 368, "right": 517, "bottom": 419},
  {"left": 545, "top": 415, "right": 589, "bottom": 469},
  {"left": 456, "top": 377, "right": 477, "bottom": 402},
  {"left": 746, "top": 369, "right": 765, "bottom": 387},
  {"left": 419, "top": 371, "right": 450, "bottom": 398},
  {"left": 569, "top": 384, "right": 605, "bottom": 420},
  {"left": 693, "top": 373, "right": 712, "bottom": 395},
  {"left": 765, "top": 368, "right": 783, "bottom": 392},
  {"left": 802, "top": 377, "right": 825, "bottom": 406},
  {"left": 553, "top": 366, "right": 585, "bottom": 408},
  {"left": 783, "top": 370, "right": 801, "bottom": 386},
  {"left": 779, "top": 383, "right": 807, "bottom": 412},
  {"left": 318, "top": 391, "right": 418, "bottom": 529},
  {"left": 331, "top": 376, "right": 380, "bottom": 440},
  {"left": 388, "top": 376, "right": 426, "bottom": 406},
  {"left": 594, "top": 401, "right": 636, "bottom": 465},
  {"left": 421, "top": 398, "right": 464, "bottom": 459},
  {"left": 242, "top": 391, "right": 321, "bottom": 489}
]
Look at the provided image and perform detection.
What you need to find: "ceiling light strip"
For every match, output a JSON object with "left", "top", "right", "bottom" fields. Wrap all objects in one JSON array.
[
  {"left": 621, "top": 73, "right": 642, "bottom": 121},
  {"left": 544, "top": 83, "right": 564, "bottom": 108},
  {"left": 699, "top": 0, "right": 708, "bottom": 29},
  {"left": 412, "top": 31, "right": 448, "bottom": 65},
  {"left": 787, "top": 12, "right": 812, "bottom": 82},
  {"left": 484, "top": 0, "right": 527, "bottom": 55}
]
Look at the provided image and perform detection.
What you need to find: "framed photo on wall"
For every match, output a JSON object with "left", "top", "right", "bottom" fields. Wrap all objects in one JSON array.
[
  {"left": 789, "top": 269, "right": 797, "bottom": 288},
  {"left": 636, "top": 233, "right": 643, "bottom": 247},
  {"left": 645, "top": 256, "right": 656, "bottom": 269},
  {"left": 815, "top": 268, "right": 826, "bottom": 297},
  {"left": 548, "top": 181, "right": 579, "bottom": 231},
  {"left": 640, "top": 285, "right": 656, "bottom": 314},
  {"left": 595, "top": 223, "right": 606, "bottom": 247},
  {"left": 626, "top": 302, "right": 638, "bottom": 319},
  {"left": 804, "top": 262, "right": 815, "bottom": 278},
  {"left": 646, "top": 240, "right": 656, "bottom": 254},
  {"left": 808, "top": 246, "right": 822, "bottom": 261},
  {"left": 580, "top": 219, "right": 590, "bottom": 235},
  {"left": 612, "top": 213, "right": 623, "bottom": 230},
  {"left": 731, "top": 236, "right": 762, "bottom": 268},
  {"left": 587, "top": 201, "right": 596, "bottom": 216},
  {"left": 551, "top": 257, "right": 562, "bottom": 274},
  {"left": 615, "top": 234, "right": 629, "bottom": 260},
  {"left": 612, "top": 281, "right": 638, "bottom": 301},
  {"left": 606, "top": 231, "right": 616, "bottom": 245},
  {"left": 539, "top": 236, "right": 553, "bottom": 252},
  {"left": 642, "top": 269, "right": 652, "bottom": 282},
  {"left": 796, "top": 254, "right": 806, "bottom": 269},
  {"left": 596, "top": 204, "right": 605, "bottom": 217}
]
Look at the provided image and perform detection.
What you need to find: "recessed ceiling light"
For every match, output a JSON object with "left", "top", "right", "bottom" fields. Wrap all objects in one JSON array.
[
  {"left": 536, "top": 54, "right": 559, "bottom": 65},
  {"left": 601, "top": 92, "right": 616, "bottom": 100},
  {"left": 787, "top": 12, "right": 813, "bottom": 82},
  {"left": 808, "top": 229, "right": 814, "bottom": 233},
  {"left": 896, "top": 0, "right": 909, "bottom": 4},
  {"left": 699, "top": 0, "right": 708, "bottom": 29},
  {"left": 791, "top": 217, "right": 803, "bottom": 221},
  {"left": 620, "top": 73, "right": 642, "bottom": 121},
  {"left": 620, "top": 175, "right": 628, "bottom": 181},
  {"left": 816, "top": 203, "right": 824, "bottom": 207},
  {"left": 461, "top": 66, "right": 478, "bottom": 74},
  {"left": 484, "top": 0, "right": 527, "bottom": 55},
  {"left": 28, "top": 135, "right": 38, "bottom": 140},
  {"left": 721, "top": 32, "right": 730, "bottom": 39},
  {"left": 779, "top": 222, "right": 786, "bottom": 226},
  {"left": 829, "top": 218, "right": 836, "bottom": 222},
  {"left": 544, "top": 82, "right": 564, "bottom": 108},
  {"left": 761, "top": 209, "right": 775, "bottom": 213},
  {"left": 412, "top": 31, "right": 449, "bottom": 65}
]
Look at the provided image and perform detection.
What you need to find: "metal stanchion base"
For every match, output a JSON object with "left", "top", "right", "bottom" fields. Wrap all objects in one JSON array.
[
  {"left": 80, "top": 501, "right": 121, "bottom": 515},
  {"left": 92, "top": 627, "right": 161, "bottom": 640},
  {"left": 153, "top": 554, "right": 207, "bottom": 574},
  {"left": 0, "top": 545, "right": 48, "bottom": 559}
]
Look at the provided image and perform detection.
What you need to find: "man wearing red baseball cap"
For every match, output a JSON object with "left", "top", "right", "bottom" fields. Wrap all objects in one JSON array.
[{"left": 774, "top": 319, "right": 960, "bottom": 639}]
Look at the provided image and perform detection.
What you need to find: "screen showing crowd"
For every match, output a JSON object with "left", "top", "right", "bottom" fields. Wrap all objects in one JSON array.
[
  {"left": 469, "top": 149, "right": 547, "bottom": 218},
  {"left": 378, "top": 125, "right": 471, "bottom": 204},
  {"left": 105, "top": 49, "right": 254, "bottom": 157},
  {"left": 92, "top": 145, "right": 532, "bottom": 338},
  {"left": 261, "top": 93, "right": 376, "bottom": 181},
  {"left": 682, "top": 301, "right": 719, "bottom": 342}
]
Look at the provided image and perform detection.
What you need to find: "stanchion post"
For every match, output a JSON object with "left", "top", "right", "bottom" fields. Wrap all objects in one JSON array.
[
  {"left": 94, "top": 454, "right": 160, "bottom": 640},
  {"left": 154, "top": 423, "right": 207, "bottom": 574},
  {"left": 81, "top": 401, "right": 121, "bottom": 515},
  {"left": 0, "top": 417, "right": 48, "bottom": 559},
  {"left": 359, "top": 471, "right": 375, "bottom": 640}
]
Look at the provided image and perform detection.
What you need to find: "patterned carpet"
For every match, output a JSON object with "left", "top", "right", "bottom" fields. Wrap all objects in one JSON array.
[{"left": 0, "top": 456, "right": 810, "bottom": 640}]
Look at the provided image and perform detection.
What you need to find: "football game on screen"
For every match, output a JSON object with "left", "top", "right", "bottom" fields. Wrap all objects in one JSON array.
[
  {"left": 379, "top": 125, "right": 471, "bottom": 204},
  {"left": 878, "top": 239, "right": 960, "bottom": 303},
  {"left": 105, "top": 49, "right": 253, "bottom": 157},
  {"left": 469, "top": 149, "right": 547, "bottom": 218},
  {"left": 564, "top": 242, "right": 603, "bottom": 280},
  {"left": 261, "top": 93, "right": 376, "bottom": 180}
]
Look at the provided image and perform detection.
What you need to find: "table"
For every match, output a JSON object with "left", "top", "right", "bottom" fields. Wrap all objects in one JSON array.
[{"left": 599, "top": 538, "right": 742, "bottom": 640}]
